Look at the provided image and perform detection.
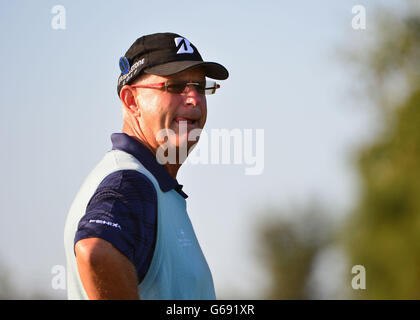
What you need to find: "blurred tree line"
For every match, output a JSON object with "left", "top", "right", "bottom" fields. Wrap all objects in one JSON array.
[
  {"left": 256, "top": 201, "right": 339, "bottom": 299},
  {"left": 257, "top": 2, "right": 420, "bottom": 299},
  {"left": 342, "top": 3, "right": 420, "bottom": 299}
]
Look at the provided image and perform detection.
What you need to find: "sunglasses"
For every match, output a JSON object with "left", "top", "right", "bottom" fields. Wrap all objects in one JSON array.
[{"left": 129, "top": 80, "right": 220, "bottom": 95}]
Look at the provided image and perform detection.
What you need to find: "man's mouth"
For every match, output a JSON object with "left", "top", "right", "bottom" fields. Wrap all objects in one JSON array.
[{"left": 174, "top": 117, "right": 198, "bottom": 125}]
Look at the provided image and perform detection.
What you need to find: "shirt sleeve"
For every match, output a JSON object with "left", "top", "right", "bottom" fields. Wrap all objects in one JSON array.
[{"left": 74, "top": 169, "right": 157, "bottom": 284}]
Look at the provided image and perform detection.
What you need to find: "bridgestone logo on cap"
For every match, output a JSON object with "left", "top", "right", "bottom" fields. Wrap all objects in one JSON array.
[
  {"left": 174, "top": 37, "right": 194, "bottom": 54},
  {"left": 119, "top": 57, "right": 130, "bottom": 74},
  {"left": 118, "top": 58, "right": 145, "bottom": 86}
]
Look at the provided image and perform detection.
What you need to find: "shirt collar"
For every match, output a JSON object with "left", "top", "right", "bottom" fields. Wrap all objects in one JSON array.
[{"left": 110, "top": 133, "right": 188, "bottom": 199}]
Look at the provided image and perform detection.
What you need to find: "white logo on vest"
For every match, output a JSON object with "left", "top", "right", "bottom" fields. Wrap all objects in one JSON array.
[{"left": 177, "top": 229, "right": 192, "bottom": 247}]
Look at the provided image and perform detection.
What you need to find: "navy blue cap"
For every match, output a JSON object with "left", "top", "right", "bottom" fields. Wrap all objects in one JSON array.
[{"left": 117, "top": 32, "right": 229, "bottom": 97}]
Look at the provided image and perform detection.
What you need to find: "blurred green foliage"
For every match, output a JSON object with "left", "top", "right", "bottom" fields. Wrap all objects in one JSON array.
[
  {"left": 341, "top": 6, "right": 420, "bottom": 299},
  {"left": 257, "top": 3, "right": 420, "bottom": 299},
  {"left": 257, "top": 202, "right": 334, "bottom": 299}
]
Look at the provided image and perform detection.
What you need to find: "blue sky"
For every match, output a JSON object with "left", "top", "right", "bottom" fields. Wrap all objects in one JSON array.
[{"left": 0, "top": 0, "right": 405, "bottom": 298}]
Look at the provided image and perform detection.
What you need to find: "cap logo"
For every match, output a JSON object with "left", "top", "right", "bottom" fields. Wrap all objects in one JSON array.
[
  {"left": 174, "top": 37, "right": 194, "bottom": 54},
  {"left": 119, "top": 57, "right": 130, "bottom": 74}
]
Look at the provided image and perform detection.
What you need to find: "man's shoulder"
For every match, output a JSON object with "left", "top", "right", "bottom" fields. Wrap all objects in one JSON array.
[{"left": 94, "top": 169, "right": 157, "bottom": 203}]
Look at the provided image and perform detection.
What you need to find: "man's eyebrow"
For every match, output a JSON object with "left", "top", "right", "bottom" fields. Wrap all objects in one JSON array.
[{"left": 169, "top": 72, "right": 206, "bottom": 81}]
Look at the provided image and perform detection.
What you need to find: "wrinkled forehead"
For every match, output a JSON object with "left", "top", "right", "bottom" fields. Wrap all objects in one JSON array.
[{"left": 166, "top": 66, "right": 206, "bottom": 81}]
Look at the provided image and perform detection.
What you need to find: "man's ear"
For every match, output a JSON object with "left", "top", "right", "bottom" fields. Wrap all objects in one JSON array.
[{"left": 120, "top": 85, "right": 140, "bottom": 117}]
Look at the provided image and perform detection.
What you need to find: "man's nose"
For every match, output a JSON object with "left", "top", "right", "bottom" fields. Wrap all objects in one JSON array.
[
  {"left": 184, "top": 84, "right": 201, "bottom": 107},
  {"left": 184, "top": 83, "right": 201, "bottom": 95}
]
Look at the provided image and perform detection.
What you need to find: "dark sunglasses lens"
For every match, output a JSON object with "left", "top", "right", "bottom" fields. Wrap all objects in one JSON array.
[
  {"left": 166, "top": 81, "right": 207, "bottom": 94},
  {"left": 167, "top": 82, "right": 187, "bottom": 93},
  {"left": 193, "top": 83, "right": 205, "bottom": 94}
]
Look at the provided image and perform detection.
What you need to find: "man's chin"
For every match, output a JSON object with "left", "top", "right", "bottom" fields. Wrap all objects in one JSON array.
[
  {"left": 155, "top": 136, "right": 198, "bottom": 165},
  {"left": 170, "top": 136, "right": 198, "bottom": 156}
]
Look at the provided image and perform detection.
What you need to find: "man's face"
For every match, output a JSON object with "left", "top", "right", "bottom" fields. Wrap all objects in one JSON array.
[{"left": 133, "top": 67, "right": 207, "bottom": 156}]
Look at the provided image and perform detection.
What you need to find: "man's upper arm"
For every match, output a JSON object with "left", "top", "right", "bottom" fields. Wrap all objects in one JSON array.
[{"left": 75, "top": 237, "right": 140, "bottom": 299}]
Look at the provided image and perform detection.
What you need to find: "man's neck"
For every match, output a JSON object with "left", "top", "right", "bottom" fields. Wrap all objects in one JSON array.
[
  {"left": 121, "top": 125, "right": 181, "bottom": 179},
  {"left": 164, "top": 163, "right": 181, "bottom": 179}
]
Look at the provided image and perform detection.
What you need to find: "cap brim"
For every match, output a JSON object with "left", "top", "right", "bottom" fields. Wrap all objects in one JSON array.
[{"left": 144, "top": 60, "right": 229, "bottom": 80}]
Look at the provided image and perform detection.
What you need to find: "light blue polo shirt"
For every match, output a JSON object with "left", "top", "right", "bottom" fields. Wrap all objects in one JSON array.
[{"left": 64, "top": 133, "right": 216, "bottom": 300}]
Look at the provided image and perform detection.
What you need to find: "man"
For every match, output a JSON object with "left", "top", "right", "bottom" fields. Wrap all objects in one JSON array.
[{"left": 63, "top": 32, "right": 228, "bottom": 299}]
